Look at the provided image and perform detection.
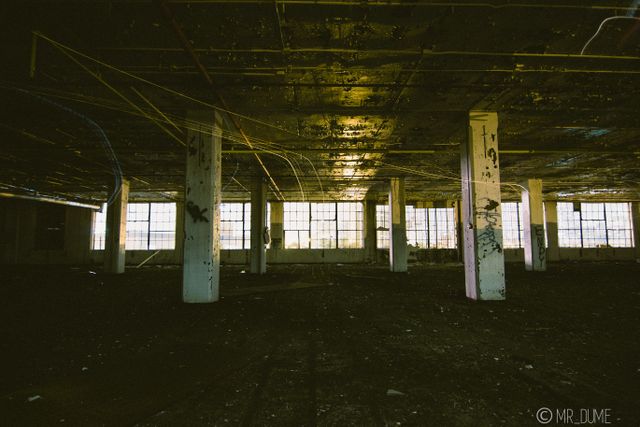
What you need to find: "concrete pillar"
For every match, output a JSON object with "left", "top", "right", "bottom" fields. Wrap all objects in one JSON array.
[
  {"left": 461, "top": 111, "right": 505, "bottom": 300},
  {"left": 453, "top": 200, "right": 464, "bottom": 262},
  {"left": 544, "top": 201, "right": 560, "bottom": 262},
  {"left": 270, "top": 202, "right": 284, "bottom": 250},
  {"left": 389, "top": 177, "right": 407, "bottom": 272},
  {"left": 363, "top": 199, "right": 377, "bottom": 263},
  {"left": 182, "top": 111, "right": 222, "bottom": 303},
  {"left": 521, "top": 179, "right": 546, "bottom": 271},
  {"left": 174, "top": 201, "right": 185, "bottom": 263},
  {"left": 632, "top": 201, "right": 640, "bottom": 261},
  {"left": 104, "top": 179, "right": 129, "bottom": 274},
  {"left": 250, "top": 178, "right": 267, "bottom": 274}
]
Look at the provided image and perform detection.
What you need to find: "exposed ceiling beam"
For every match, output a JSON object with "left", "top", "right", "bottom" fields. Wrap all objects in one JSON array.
[
  {"left": 165, "top": 1, "right": 633, "bottom": 13},
  {"left": 156, "top": 0, "right": 286, "bottom": 200}
]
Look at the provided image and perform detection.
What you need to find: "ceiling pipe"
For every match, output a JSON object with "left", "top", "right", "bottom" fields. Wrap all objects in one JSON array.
[
  {"left": 165, "top": 1, "right": 632, "bottom": 12},
  {"left": 97, "top": 46, "right": 640, "bottom": 62},
  {"left": 220, "top": 149, "right": 640, "bottom": 155},
  {"left": 0, "top": 192, "right": 102, "bottom": 210}
]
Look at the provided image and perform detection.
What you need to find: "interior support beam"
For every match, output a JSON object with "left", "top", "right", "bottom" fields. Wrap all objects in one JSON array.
[
  {"left": 363, "top": 199, "right": 377, "bottom": 263},
  {"left": 632, "top": 201, "right": 640, "bottom": 262},
  {"left": 389, "top": 177, "right": 407, "bottom": 272},
  {"left": 521, "top": 179, "right": 547, "bottom": 271},
  {"left": 461, "top": 111, "right": 505, "bottom": 300},
  {"left": 544, "top": 201, "right": 560, "bottom": 262},
  {"left": 104, "top": 179, "right": 129, "bottom": 274},
  {"left": 182, "top": 111, "right": 222, "bottom": 303},
  {"left": 453, "top": 200, "right": 464, "bottom": 262},
  {"left": 250, "top": 178, "right": 267, "bottom": 274}
]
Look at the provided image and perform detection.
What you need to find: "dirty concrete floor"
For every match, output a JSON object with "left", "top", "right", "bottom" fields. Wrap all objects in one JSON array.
[{"left": 1, "top": 262, "right": 639, "bottom": 426}]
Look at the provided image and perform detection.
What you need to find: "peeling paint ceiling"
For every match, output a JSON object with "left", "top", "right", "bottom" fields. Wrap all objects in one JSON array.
[{"left": 1, "top": 1, "right": 639, "bottom": 203}]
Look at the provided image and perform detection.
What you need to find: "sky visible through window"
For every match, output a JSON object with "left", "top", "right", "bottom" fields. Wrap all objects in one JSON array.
[
  {"left": 92, "top": 203, "right": 176, "bottom": 250},
  {"left": 376, "top": 205, "right": 456, "bottom": 249},
  {"left": 91, "top": 201, "right": 635, "bottom": 251},
  {"left": 558, "top": 202, "right": 633, "bottom": 248},
  {"left": 284, "top": 202, "right": 363, "bottom": 249}
]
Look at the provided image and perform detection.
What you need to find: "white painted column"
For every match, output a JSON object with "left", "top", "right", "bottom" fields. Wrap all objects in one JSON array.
[
  {"left": 363, "top": 199, "right": 377, "bottom": 263},
  {"left": 270, "top": 202, "right": 284, "bottom": 250},
  {"left": 544, "top": 201, "right": 560, "bottom": 262},
  {"left": 389, "top": 178, "right": 407, "bottom": 272},
  {"left": 174, "top": 201, "right": 185, "bottom": 263},
  {"left": 521, "top": 179, "right": 546, "bottom": 271},
  {"left": 182, "top": 111, "right": 222, "bottom": 303},
  {"left": 461, "top": 111, "right": 505, "bottom": 300},
  {"left": 453, "top": 200, "right": 464, "bottom": 262},
  {"left": 250, "top": 178, "right": 267, "bottom": 274},
  {"left": 632, "top": 201, "right": 640, "bottom": 262},
  {"left": 104, "top": 179, "right": 129, "bottom": 274}
]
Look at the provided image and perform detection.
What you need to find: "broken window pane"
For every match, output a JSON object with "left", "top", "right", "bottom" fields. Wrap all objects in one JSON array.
[{"left": 376, "top": 204, "right": 389, "bottom": 249}]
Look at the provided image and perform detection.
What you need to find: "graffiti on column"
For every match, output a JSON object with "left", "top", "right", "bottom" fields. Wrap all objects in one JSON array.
[
  {"left": 476, "top": 198, "right": 503, "bottom": 257},
  {"left": 534, "top": 224, "right": 546, "bottom": 263},
  {"left": 186, "top": 201, "right": 209, "bottom": 223}
]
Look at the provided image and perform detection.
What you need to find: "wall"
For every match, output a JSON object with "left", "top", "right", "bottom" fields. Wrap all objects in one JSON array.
[
  {"left": 0, "top": 199, "right": 92, "bottom": 265},
  {"left": 503, "top": 247, "right": 635, "bottom": 262},
  {"left": 0, "top": 199, "right": 636, "bottom": 266}
]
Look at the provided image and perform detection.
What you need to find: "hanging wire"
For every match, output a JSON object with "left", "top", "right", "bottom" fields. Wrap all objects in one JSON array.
[{"left": 11, "top": 87, "right": 124, "bottom": 206}]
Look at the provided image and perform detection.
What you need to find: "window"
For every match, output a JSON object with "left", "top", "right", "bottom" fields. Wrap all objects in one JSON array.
[
  {"left": 220, "top": 203, "right": 248, "bottom": 249},
  {"left": 127, "top": 203, "right": 176, "bottom": 250},
  {"left": 558, "top": 202, "right": 633, "bottom": 248},
  {"left": 429, "top": 208, "right": 456, "bottom": 249},
  {"left": 91, "top": 204, "right": 107, "bottom": 250},
  {"left": 580, "top": 203, "right": 607, "bottom": 248},
  {"left": 284, "top": 202, "right": 310, "bottom": 249},
  {"left": 310, "top": 203, "right": 336, "bottom": 248},
  {"left": 377, "top": 204, "right": 456, "bottom": 249},
  {"left": 284, "top": 202, "right": 363, "bottom": 249},
  {"left": 91, "top": 202, "right": 176, "bottom": 250},
  {"left": 501, "top": 202, "right": 524, "bottom": 249},
  {"left": 604, "top": 203, "right": 634, "bottom": 247},
  {"left": 337, "top": 202, "right": 363, "bottom": 248},
  {"left": 126, "top": 203, "right": 151, "bottom": 250},
  {"left": 220, "top": 202, "right": 271, "bottom": 249},
  {"left": 558, "top": 203, "right": 582, "bottom": 247},
  {"left": 405, "top": 206, "right": 428, "bottom": 248},
  {"left": 376, "top": 205, "right": 390, "bottom": 249},
  {"left": 148, "top": 203, "right": 176, "bottom": 249}
]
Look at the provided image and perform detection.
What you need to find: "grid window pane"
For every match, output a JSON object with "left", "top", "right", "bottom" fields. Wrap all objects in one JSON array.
[
  {"left": 376, "top": 205, "right": 389, "bottom": 249},
  {"left": 244, "top": 203, "right": 251, "bottom": 249},
  {"left": 221, "top": 203, "right": 246, "bottom": 249},
  {"left": 581, "top": 203, "right": 607, "bottom": 248},
  {"left": 337, "top": 203, "right": 363, "bottom": 248},
  {"left": 149, "top": 203, "right": 176, "bottom": 249},
  {"left": 126, "top": 203, "right": 150, "bottom": 250},
  {"left": 377, "top": 204, "right": 456, "bottom": 250},
  {"left": 124, "top": 203, "right": 176, "bottom": 250},
  {"left": 430, "top": 208, "right": 456, "bottom": 249},
  {"left": 605, "top": 203, "right": 633, "bottom": 247},
  {"left": 557, "top": 202, "right": 632, "bottom": 248},
  {"left": 406, "top": 206, "right": 428, "bottom": 248},
  {"left": 284, "top": 202, "right": 310, "bottom": 249},
  {"left": 220, "top": 202, "right": 270, "bottom": 250},
  {"left": 558, "top": 202, "right": 582, "bottom": 247},
  {"left": 310, "top": 203, "right": 336, "bottom": 248},
  {"left": 502, "top": 202, "right": 522, "bottom": 248},
  {"left": 91, "top": 204, "right": 107, "bottom": 250}
]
